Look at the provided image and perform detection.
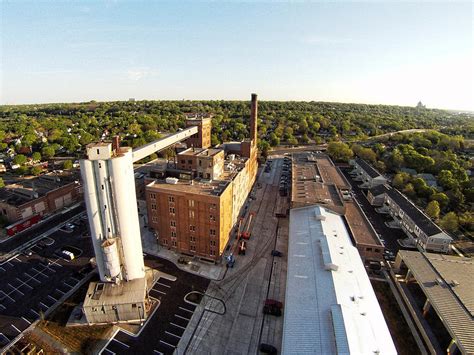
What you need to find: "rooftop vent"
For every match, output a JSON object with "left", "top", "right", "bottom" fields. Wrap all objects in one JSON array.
[{"left": 165, "top": 177, "right": 179, "bottom": 184}]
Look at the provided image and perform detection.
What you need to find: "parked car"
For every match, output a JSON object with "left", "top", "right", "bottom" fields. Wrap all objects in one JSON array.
[
  {"left": 178, "top": 257, "right": 190, "bottom": 265},
  {"left": 265, "top": 299, "right": 283, "bottom": 309},
  {"left": 259, "top": 343, "right": 277, "bottom": 354},
  {"left": 271, "top": 250, "right": 283, "bottom": 257},
  {"left": 263, "top": 304, "right": 282, "bottom": 317}
]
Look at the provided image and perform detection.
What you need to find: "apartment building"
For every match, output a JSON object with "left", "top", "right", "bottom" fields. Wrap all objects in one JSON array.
[
  {"left": 350, "top": 157, "right": 387, "bottom": 188},
  {"left": 383, "top": 186, "right": 452, "bottom": 253}
]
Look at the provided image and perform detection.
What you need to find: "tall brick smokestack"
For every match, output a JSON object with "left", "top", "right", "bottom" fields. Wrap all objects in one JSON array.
[{"left": 250, "top": 93, "right": 258, "bottom": 145}]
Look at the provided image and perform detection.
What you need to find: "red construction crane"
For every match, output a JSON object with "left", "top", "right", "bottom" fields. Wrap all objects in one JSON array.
[{"left": 241, "top": 212, "right": 255, "bottom": 240}]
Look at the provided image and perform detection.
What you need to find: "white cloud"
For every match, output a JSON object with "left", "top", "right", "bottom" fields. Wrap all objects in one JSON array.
[{"left": 126, "top": 68, "right": 159, "bottom": 81}]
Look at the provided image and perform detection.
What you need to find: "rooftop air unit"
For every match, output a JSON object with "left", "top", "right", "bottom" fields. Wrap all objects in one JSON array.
[{"left": 165, "top": 177, "right": 179, "bottom": 184}]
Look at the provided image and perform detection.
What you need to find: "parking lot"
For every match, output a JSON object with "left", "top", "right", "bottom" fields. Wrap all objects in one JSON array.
[
  {"left": 341, "top": 167, "right": 406, "bottom": 254},
  {"left": 0, "top": 215, "right": 94, "bottom": 350},
  {"left": 100, "top": 255, "right": 209, "bottom": 355}
]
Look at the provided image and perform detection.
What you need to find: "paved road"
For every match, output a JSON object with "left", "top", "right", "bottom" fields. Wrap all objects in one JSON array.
[
  {"left": 0, "top": 204, "right": 85, "bottom": 254},
  {"left": 100, "top": 255, "right": 210, "bottom": 355},
  {"left": 340, "top": 167, "right": 406, "bottom": 253},
  {"left": 0, "top": 218, "right": 94, "bottom": 350}
]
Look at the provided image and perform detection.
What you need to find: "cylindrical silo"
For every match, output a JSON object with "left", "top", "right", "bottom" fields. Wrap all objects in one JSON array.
[
  {"left": 96, "top": 159, "right": 115, "bottom": 239},
  {"left": 109, "top": 147, "right": 145, "bottom": 280},
  {"left": 80, "top": 159, "right": 106, "bottom": 281},
  {"left": 101, "top": 239, "right": 121, "bottom": 280}
]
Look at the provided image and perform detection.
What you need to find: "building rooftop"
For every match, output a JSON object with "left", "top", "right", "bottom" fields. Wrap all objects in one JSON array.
[
  {"left": 178, "top": 147, "right": 223, "bottom": 158},
  {"left": 283, "top": 205, "right": 396, "bottom": 354},
  {"left": 369, "top": 184, "right": 390, "bottom": 197},
  {"left": 344, "top": 200, "right": 382, "bottom": 247},
  {"left": 0, "top": 172, "right": 79, "bottom": 207},
  {"left": 311, "top": 153, "right": 350, "bottom": 189},
  {"left": 398, "top": 251, "right": 474, "bottom": 354},
  {"left": 291, "top": 152, "right": 344, "bottom": 210},
  {"left": 83, "top": 278, "right": 147, "bottom": 308},
  {"left": 386, "top": 186, "right": 448, "bottom": 237},
  {"left": 355, "top": 157, "right": 383, "bottom": 179}
]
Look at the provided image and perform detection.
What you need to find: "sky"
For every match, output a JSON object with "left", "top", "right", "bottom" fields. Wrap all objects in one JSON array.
[{"left": 0, "top": 1, "right": 473, "bottom": 110}]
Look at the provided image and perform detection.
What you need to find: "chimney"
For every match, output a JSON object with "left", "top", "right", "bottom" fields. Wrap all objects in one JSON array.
[
  {"left": 250, "top": 93, "right": 258, "bottom": 145},
  {"left": 112, "top": 136, "right": 121, "bottom": 153}
]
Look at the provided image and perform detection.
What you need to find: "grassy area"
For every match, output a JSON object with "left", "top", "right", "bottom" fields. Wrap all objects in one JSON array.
[
  {"left": 371, "top": 280, "right": 419, "bottom": 355},
  {"left": 37, "top": 279, "right": 112, "bottom": 354}
]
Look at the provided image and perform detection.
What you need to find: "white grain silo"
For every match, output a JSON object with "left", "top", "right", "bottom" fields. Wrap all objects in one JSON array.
[{"left": 80, "top": 141, "right": 145, "bottom": 282}]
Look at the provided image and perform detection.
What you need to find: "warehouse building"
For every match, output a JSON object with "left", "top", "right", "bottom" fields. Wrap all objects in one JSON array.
[{"left": 283, "top": 205, "right": 396, "bottom": 354}]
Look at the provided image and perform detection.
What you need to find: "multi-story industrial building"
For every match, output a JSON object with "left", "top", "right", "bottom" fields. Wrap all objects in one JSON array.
[{"left": 146, "top": 94, "right": 259, "bottom": 262}]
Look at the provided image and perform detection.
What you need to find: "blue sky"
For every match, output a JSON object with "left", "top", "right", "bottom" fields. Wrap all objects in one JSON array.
[{"left": 1, "top": 1, "right": 473, "bottom": 110}]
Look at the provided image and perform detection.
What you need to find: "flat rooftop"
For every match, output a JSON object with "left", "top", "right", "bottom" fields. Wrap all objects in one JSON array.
[
  {"left": 0, "top": 172, "right": 79, "bottom": 207},
  {"left": 178, "top": 147, "right": 223, "bottom": 158},
  {"left": 398, "top": 251, "right": 474, "bottom": 354},
  {"left": 291, "top": 152, "right": 344, "bottom": 209},
  {"left": 147, "top": 178, "right": 230, "bottom": 197},
  {"left": 345, "top": 200, "right": 382, "bottom": 247},
  {"left": 283, "top": 205, "right": 396, "bottom": 354},
  {"left": 84, "top": 278, "right": 147, "bottom": 307},
  {"left": 311, "top": 153, "right": 350, "bottom": 189}
]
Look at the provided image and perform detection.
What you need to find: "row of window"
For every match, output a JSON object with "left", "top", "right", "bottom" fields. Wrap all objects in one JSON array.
[{"left": 162, "top": 238, "right": 216, "bottom": 256}]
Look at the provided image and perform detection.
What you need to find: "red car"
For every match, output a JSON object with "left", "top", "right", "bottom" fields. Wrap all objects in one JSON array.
[{"left": 265, "top": 299, "right": 283, "bottom": 309}]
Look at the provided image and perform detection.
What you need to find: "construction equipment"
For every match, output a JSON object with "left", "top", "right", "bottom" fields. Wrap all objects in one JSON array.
[
  {"left": 238, "top": 240, "right": 247, "bottom": 255},
  {"left": 236, "top": 218, "right": 243, "bottom": 239},
  {"left": 241, "top": 212, "right": 254, "bottom": 240}
]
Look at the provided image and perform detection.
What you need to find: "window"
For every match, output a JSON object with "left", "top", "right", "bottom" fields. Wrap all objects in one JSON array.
[
  {"left": 172, "top": 240, "right": 177, "bottom": 247},
  {"left": 210, "top": 203, "right": 217, "bottom": 210},
  {"left": 366, "top": 247, "right": 373, "bottom": 252},
  {"left": 188, "top": 159, "right": 192, "bottom": 164},
  {"left": 170, "top": 220, "right": 176, "bottom": 227},
  {"left": 150, "top": 193, "right": 156, "bottom": 199},
  {"left": 169, "top": 207, "right": 175, "bottom": 214},
  {"left": 151, "top": 203, "right": 157, "bottom": 211},
  {"left": 210, "top": 240, "right": 216, "bottom": 246},
  {"left": 190, "top": 245, "right": 196, "bottom": 252},
  {"left": 132, "top": 303, "right": 137, "bottom": 309},
  {"left": 163, "top": 239, "right": 168, "bottom": 245},
  {"left": 210, "top": 214, "right": 216, "bottom": 222},
  {"left": 181, "top": 159, "right": 185, "bottom": 164},
  {"left": 189, "top": 200, "right": 195, "bottom": 208},
  {"left": 189, "top": 210, "right": 195, "bottom": 219},
  {"left": 375, "top": 249, "right": 380, "bottom": 253},
  {"left": 171, "top": 231, "right": 177, "bottom": 238},
  {"left": 189, "top": 225, "right": 196, "bottom": 232},
  {"left": 190, "top": 235, "right": 196, "bottom": 242},
  {"left": 152, "top": 216, "right": 158, "bottom": 223},
  {"left": 168, "top": 196, "right": 175, "bottom": 202},
  {"left": 199, "top": 160, "right": 202, "bottom": 167},
  {"left": 210, "top": 229, "right": 216, "bottom": 236},
  {"left": 210, "top": 249, "right": 215, "bottom": 256}
]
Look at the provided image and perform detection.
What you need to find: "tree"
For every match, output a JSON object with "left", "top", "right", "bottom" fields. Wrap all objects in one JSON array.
[
  {"left": 438, "top": 170, "right": 458, "bottom": 190},
  {"left": 31, "top": 152, "right": 41, "bottom": 162},
  {"left": 30, "top": 165, "right": 43, "bottom": 176},
  {"left": 425, "top": 201, "right": 440, "bottom": 220},
  {"left": 13, "top": 154, "right": 27, "bottom": 165},
  {"left": 402, "top": 183, "right": 416, "bottom": 198},
  {"left": 431, "top": 192, "right": 449, "bottom": 210},
  {"left": 41, "top": 145, "right": 55, "bottom": 159},
  {"left": 440, "top": 212, "right": 458, "bottom": 233},
  {"left": 258, "top": 140, "right": 271, "bottom": 158},
  {"left": 63, "top": 160, "right": 73, "bottom": 170},
  {"left": 327, "top": 142, "right": 353, "bottom": 162},
  {"left": 392, "top": 172, "right": 410, "bottom": 189},
  {"left": 0, "top": 177, "right": 4, "bottom": 188}
]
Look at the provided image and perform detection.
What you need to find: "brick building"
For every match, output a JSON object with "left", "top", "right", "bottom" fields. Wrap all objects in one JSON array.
[
  {"left": 145, "top": 94, "right": 259, "bottom": 261},
  {"left": 0, "top": 172, "right": 81, "bottom": 224}
]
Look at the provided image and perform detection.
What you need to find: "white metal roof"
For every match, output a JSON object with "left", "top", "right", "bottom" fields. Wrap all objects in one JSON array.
[{"left": 282, "top": 205, "right": 397, "bottom": 355}]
